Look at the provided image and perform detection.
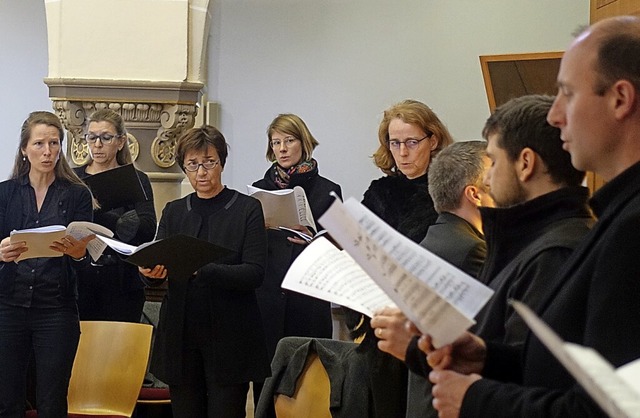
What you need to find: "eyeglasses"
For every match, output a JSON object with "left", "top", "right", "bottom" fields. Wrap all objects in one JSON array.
[
  {"left": 270, "top": 137, "right": 299, "bottom": 148},
  {"left": 388, "top": 134, "right": 432, "bottom": 150},
  {"left": 183, "top": 160, "right": 220, "bottom": 172},
  {"left": 84, "top": 133, "right": 121, "bottom": 144}
]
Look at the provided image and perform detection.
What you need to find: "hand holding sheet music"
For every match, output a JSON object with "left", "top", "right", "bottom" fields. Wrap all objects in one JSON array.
[
  {"left": 313, "top": 197, "right": 494, "bottom": 347},
  {"left": 95, "top": 234, "right": 235, "bottom": 282},
  {"left": 10, "top": 221, "right": 113, "bottom": 262}
]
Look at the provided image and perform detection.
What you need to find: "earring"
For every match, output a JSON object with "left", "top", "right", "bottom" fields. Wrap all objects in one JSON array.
[{"left": 22, "top": 156, "right": 26, "bottom": 161}]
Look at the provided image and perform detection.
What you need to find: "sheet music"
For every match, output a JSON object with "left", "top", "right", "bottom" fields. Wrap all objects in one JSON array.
[
  {"left": 10, "top": 221, "right": 113, "bottom": 262},
  {"left": 340, "top": 198, "right": 493, "bottom": 318},
  {"left": 65, "top": 221, "right": 113, "bottom": 262},
  {"left": 512, "top": 301, "right": 640, "bottom": 418},
  {"left": 282, "top": 237, "right": 395, "bottom": 316},
  {"left": 247, "top": 185, "right": 317, "bottom": 230},
  {"left": 318, "top": 198, "right": 490, "bottom": 347}
]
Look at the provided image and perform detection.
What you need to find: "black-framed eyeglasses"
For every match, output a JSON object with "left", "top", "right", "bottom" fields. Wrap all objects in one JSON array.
[
  {"left": 388, "top": 133, "right": 432, "bottom": 150},
  {"left": 183, "top": 160, "right": 220, "bottom": 172},
  {"left": 84, "top": 133, "right": 121, "bottom": 144},
  {"left": 270, "top": 137, "right": 299, "bottom": 148}
]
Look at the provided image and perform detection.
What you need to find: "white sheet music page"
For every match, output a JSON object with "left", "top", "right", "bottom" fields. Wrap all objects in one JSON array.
[
  {"left": 282, "top": 237, "right": 394, "bottom": 317},
  {"left": 512, "top": 301, "right": 640, "bottom": 418},
  {"left": 318, "top": 198, "right": 494, "bottom": 347}
]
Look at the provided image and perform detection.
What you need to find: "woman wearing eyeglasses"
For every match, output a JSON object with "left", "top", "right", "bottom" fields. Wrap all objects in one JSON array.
[
  {"left": 250, "top": 113, "right": 342, "bottom": 401},
  {"left": 363, "top": 99, "right": 453, "bottom": 242},
  {"left": 140, "top": 125, "right": 269, "bottom": 418},
  {"left": 72, "top": 109, "right": 156, "bottom": 323},
  {"left": 342, "top": 99, "right": 454, "bottom": 417}
]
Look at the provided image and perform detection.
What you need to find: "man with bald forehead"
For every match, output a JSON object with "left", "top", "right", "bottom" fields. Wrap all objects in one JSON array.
[{"left": 424, "top": 16, "right": 640, "bottom": 418}]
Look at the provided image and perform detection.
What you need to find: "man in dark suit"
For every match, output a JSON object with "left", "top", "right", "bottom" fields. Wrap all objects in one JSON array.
[
  {"left": 402, "top": 140, "right": 493, "bottom": 418},
  {"left": 420, "top": 140, "right": 492, "bottom": 279},
  {"left": 426, "top": 16, "right": 640, "bottom": 418},
  {"left": 398, "top": 94, "right": 593, "bottom": 418},
  {"left": 371, "top": 140, "right": 492, "bottom": 363}
]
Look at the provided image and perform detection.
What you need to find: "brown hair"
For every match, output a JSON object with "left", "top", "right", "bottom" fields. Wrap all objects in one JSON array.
[
  {"left": 12, "top": 111, "right": 88, "bottom": 189},
  {"left": 176, "top": 125, "right": 229, "bottom": 171},
  {"left": 86, "top": 109, "right": 133, "bottom": 166}
]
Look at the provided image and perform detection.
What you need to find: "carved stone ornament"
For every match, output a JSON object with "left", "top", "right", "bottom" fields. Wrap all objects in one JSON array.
[
  {"left": 151, "top": 104, "right": 197, "bottom": 168},
  {"left": 52, "top": 100, "right": 162, "bottom": 166}
]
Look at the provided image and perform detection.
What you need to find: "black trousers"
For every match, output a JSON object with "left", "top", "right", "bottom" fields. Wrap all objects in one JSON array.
[{"left": 169, "top": 345, "right": 248, "bottom": 418}]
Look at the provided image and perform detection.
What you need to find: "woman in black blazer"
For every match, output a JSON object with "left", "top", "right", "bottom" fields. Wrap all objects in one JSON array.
[{"left": 141, "top": 125, "right": 269, "bottom": 418}]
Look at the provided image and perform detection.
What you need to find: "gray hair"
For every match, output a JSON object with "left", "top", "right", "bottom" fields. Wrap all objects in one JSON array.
[{"left": 428, "top": 140, "right": 487, "bottom": 213}]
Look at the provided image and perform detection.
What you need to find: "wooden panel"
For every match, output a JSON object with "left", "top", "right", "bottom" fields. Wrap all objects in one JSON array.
[
  {"left": 479, "top": 52, "right": 563, "bottom": 111},
  {"left": 591, "top": 0, "right": 640, "bottom": 22}
]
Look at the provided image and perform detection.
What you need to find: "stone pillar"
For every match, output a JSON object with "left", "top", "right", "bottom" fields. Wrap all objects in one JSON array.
[{"left": 44, "top": 0, "right": 213, "bottom": 218}]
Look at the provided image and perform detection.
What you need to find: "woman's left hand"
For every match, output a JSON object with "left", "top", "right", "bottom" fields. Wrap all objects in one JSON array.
[
  {"left": 139, "top": 265, "right": 168, "bottom": 280},
  {"left": 51, "top": 234, "right": 95, "bottom": 260}
]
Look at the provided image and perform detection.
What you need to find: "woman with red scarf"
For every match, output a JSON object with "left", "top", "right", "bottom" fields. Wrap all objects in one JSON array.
[{"left": 251, "top": 113, "right": 342, "bottom": 400}]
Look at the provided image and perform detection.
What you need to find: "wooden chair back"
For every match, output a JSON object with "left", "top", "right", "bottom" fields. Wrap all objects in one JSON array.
[
  {"left": 274, "top": 353, "right": 331, "bottom": 418},
  {"left": 67, "top": 321, "right": 153, "bottom": 417}
]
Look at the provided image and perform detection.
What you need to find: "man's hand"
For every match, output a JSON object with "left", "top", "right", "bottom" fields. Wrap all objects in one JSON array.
[
  {"left": 430, "top": 370, "right": 481, "bottom": 418},
  {"left": 370, "top": 307, "right": 418, "bottom": 361},
  {"left": 418, "top": 331, "right": 487, "bottom": 374}
]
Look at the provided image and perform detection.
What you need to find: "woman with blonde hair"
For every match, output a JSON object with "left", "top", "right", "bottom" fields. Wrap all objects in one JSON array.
[
  {"left": 363, "top": 99, "right": 453, "bottom": 242},
  {"left": 251, "top": 113, "right": 342, "bottom": 401}
]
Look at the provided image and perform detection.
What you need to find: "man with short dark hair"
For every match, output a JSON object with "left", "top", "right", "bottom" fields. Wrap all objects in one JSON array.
[
  {"left": 395, "top": 95, "right": 593, "bottom": 418},
  {"left": 472, "top": 94, "right": 593, "bottom": 345},
  {"left": 427, "top": 16, "right": 640, "bottom": 418}
]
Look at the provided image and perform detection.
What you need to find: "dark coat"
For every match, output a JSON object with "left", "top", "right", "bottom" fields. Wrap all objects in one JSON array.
[
  {"left": 405, "top": 187, "right": 593, "bottom": 418},
  {"left": 419, "top": 212, "right": 486, "bottom": 279},
  {"left": 339, "top": 172, "right": 438, "bottom": 418},
  {"left": 255, "top": 336, "right": 402, "bottom": 418},
  {"left": 149, "top": 190, "right": 270, "bottom": 385},
  {"left": 361, "top": 173, "right": 438, "bottom": 243},
  {"left": 73, "top": 165, "right": 156, "bottom": 294},
  {"left": 0, "top": 177, "right": 92, "bottom": 302},
  {"left": 408, "top": 211, "right": 487, "bottom": 418},
  {"left": 461, "top": 163, "right": 640, "bottom": 417},
  {"left": 473, "top": 186, "right": 594, "bottom": 345},
  {"left": 253, "top": 163, "right": 342, "bottom": 360}
]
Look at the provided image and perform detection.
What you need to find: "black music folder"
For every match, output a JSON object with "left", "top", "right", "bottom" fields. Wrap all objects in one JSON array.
[
  {"left": 96, "top": 234, "right": 235, "bottom": 282},
  {"left": 83, "top": 164, "right": 148, "bottom": 211}
]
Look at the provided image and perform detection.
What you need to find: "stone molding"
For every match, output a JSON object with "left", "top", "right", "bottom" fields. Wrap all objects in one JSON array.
[{"left": 46, "top": 79, "right": 202, "bottom": 169}]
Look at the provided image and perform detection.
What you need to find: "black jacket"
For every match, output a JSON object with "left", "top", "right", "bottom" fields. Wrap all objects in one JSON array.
[
  {"left": 148, "top": 189, "right": 270, "bottom": 385},
  {"left": 461, "top": 164, "right": 640, "bottom": 417},
  {"left": 473, "top": 186, "right": 594, "bottom": 345},
  {"left": 0, "top": 177, "right": 92, "bottom": 303},
  {"left": 362, "top": 173, "right": 438, "bottom": 243},
  {"left": 74, "top": 165, "right": 156, "bottom": 293},
  {"left": 419, "top": 212, "right": 486, "bottom": 279},
  {"left": 253, "top": 162, "right": 342, "bottom": 360}
]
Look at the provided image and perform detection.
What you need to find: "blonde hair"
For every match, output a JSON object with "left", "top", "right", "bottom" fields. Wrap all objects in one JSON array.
[
  {"left": 373, "top": 100, "right": 454, "bottom": 175},
  {"left": 265, "top": 114, "right": 319, "bottom": 163}
]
